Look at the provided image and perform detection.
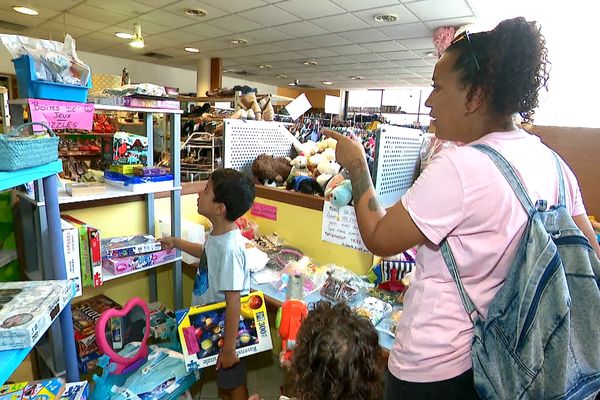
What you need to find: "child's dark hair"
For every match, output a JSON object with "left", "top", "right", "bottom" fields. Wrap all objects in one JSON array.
[
  {"left": 210, "top": 168, "right": 255, "bottom": 221},
  {"left": 290, "top": 301, "right": 382, "bottom": 400},
  {"left": 447, "top": 17, "right": 550, "bottom": 123}
]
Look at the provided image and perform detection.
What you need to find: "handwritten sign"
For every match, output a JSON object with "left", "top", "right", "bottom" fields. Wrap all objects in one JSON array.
[
  {"left": 28, "top": 99, "right": 94, "bottom": 131},
  {"left": 321, "top": 202, "right": 370, "bottom": 253},
  {"left": 251, "top": 202, "right": 277, "bottom": 220}
]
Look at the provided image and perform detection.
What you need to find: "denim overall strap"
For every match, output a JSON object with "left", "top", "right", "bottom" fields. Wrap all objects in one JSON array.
[
  {"left": 551, "top": 151, "right": 566, "bottom": 206},
  {"left": 441, "top": 144, "right": 537, "bottom": 320}
]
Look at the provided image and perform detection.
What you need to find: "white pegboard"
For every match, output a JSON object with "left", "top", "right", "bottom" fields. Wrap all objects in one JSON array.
[
  {"left": 223, "top": 119, "right": 295, "bottom": 175},
  {"left": 372, "top": 125, "right": 424, "bottom": 208}
]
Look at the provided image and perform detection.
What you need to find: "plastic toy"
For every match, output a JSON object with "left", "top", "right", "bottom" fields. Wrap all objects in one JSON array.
[
  {"left": 276, "top": 297, "right": 307, "bottom": 366},
  {"left": 324, "top": 173, "right": 353, "bottom": 208},
  {"left": 95, "top": 297, "right": 150, "bottom": 375}
]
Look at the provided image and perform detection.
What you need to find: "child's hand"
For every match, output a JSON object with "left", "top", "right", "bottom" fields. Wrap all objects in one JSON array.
[
  {"left": 216, "top": 348, "right": 239, "bottom": 370},
  {"left": 248, "top": 395, "right": 263, "bottom": 400},
  {"left": 157, "top": 236, "right": 176, "bottom": 250}
]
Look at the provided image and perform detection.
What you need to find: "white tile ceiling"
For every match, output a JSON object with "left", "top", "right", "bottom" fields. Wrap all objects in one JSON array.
[{"left": 0, "top": 0, "right": 478, "bottom": 89}]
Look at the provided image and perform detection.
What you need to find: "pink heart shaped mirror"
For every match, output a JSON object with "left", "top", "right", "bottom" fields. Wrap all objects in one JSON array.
[{"left": 95, "top": 297, "right": 150, "bottom": 374}]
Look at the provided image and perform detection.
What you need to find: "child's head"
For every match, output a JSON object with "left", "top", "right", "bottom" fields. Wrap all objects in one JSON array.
[
  {"left": 290, "top": 301, "right": 383, "bottom": 400},
  {"left": 198, "top": 168, "right": 255, "bottom": 222}
]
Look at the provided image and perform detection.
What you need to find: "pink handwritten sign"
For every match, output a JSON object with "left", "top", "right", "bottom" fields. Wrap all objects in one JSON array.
[
  {"left": 28, "top": 99, "right": 94, "bottom": 131},
  {"left": 251, "top": 202, "right": 277, "bottom": 220}
]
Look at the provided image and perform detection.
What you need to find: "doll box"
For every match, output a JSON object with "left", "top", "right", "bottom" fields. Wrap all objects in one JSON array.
[
  {"left": 100, "top": 234, "right": 162, "bottom": 260},
  {"left": 71, "top": 294, "right": 121, "bottom": 358},
  {"left": 101, "top": 248, "right": 176, "bottom": 276},
  {"left": 176, "top": 291, "right": 273, "bottom": 371},
  {"left": 0, "top": 377, "right": 65, "bottom": 400},
  {"left": 0, "top": 280, "right": 75, "bottom": 351}
]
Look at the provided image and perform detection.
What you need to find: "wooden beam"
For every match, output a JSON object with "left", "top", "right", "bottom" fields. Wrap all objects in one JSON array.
[{"left": 210, "top": 58, "right": 222, "bottom": 91}]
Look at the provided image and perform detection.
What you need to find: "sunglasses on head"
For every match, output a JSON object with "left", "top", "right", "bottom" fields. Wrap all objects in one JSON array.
[{"left": 452, "top": 31, "right": 481, "bottom": 72}]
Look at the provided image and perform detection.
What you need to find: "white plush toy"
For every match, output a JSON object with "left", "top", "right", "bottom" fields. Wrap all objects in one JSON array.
[
  {"left": 308, "top": 153, "right": 324, "bottom": 168},
  {"left": 292, "top": 139, "right": 318, "bottom": 157},
  {"left": 317, "top": 137, "right": 337, "bottom": 153},
  {"left": 289, "top": 155, "right": 310, "bottom": 177},
  {"left": 322, "top": 148, "right": 336, "bottom": 162},
  {"left": 315, "top": 159, "right": 341, "bottom": 188}
]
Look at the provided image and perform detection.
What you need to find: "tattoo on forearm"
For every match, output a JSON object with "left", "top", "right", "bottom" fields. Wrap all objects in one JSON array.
[
  {"left": 368, "top": 196, "right": 383, "bottom": 212},
  {"left": 350, "top": 159, "right": 372, "bottom": 204}
]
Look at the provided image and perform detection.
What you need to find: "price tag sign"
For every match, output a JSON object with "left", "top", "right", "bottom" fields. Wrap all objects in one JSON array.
[
  {"left": 28, "top": 99, "right": 95, "bottom": 131},
  {"left": 321, "top": 202, "right": 370, "bottom": 253},
  {"left": 251, "top": 202, "right": 277, "bottom": 221}
]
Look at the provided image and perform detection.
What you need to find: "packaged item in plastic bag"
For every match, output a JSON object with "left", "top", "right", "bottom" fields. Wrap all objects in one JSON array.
[
  {"left": 353, "top": 296, "right": 392, "bottom": 326},
  {"left": 376, "top": 307, "right": 403, "bottom": 338}
]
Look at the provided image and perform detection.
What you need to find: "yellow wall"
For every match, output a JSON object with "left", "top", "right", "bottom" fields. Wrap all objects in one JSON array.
[{"left": 277, "top": 87, "right": 342, "bottom": 109}]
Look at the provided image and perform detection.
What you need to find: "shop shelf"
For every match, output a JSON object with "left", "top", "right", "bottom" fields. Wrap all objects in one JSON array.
[
  {"left": 0, "top": 249, "right": 16, "bottom": 268},
  {"left": 0, "top": 160, "right": 62, "bottom": 192},
  {"left": 102, "top": 256, "right": 182, "bottom": 282}
]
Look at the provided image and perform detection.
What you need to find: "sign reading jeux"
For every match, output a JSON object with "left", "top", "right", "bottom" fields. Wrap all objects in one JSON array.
[{"left": 28, "top": 99, "right": 95, "bottom": 131}]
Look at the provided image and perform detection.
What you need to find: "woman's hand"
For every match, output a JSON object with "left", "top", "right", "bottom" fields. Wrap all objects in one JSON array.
[{"left": 322, "top": 129, "right": 366, "bottom": 172}]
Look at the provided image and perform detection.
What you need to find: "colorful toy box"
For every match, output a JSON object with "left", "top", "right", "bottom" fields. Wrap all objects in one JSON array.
[
  {"left": 0, "top": 377, "right": 65, "bottom": 400},
  {"left": 71, "top": 294, "right": 121, "bottom": 360},
  {"left": 60, "top": 382, "right": 89, "bottom": 400},
  {"left": 102, "top": 132, "right": 148, "bottom": 166},
  {"left": 148, "top": 302, "right": 176, "bottom": 339},
  {"left": 0, "top": 280, "right": 75, "bottom": 350},
  {"left": 101, "top": 248, "right": 176, "bottom": 276},
  {"left": 176, "top": 291, "right": 273, "bottom": 371},
  {"left": 101, "top": 234, "right": 162, "bottom": 260}
]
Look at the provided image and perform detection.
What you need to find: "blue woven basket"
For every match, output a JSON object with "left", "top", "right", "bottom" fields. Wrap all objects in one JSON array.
[{"left": 0, "top": 122, "right": 59, "bottom": 171}]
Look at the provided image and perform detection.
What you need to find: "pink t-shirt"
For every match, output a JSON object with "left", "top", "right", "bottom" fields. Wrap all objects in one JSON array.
[{"left": 388, "top": 129, "right": 586, "bottom": 382}]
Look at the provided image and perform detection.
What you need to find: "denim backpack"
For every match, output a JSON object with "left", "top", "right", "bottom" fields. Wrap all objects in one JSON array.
[{"left": 441, "top": 144, "right": 600, "bottom": 399}]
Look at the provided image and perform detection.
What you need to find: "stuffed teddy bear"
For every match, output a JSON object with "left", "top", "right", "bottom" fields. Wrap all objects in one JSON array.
[
  {"left": 251, "top": 154, "right": 292, "bottom": 186},
  {"left": 315, "top": 159, "right": 341, "bottom": 188},
  {"left": 288, "top": 155, "right": 310, "bottom": 178},
  {"left": 316, "top": 137, "right": 337, "bottom": 153},
  {"left": 286, "top": 175, "right": 324, "bottom": 196}
]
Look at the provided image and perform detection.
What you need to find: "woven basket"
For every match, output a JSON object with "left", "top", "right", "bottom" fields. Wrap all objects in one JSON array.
[{"left": 0, "top": 122, "right": 59, "bottom": 171}]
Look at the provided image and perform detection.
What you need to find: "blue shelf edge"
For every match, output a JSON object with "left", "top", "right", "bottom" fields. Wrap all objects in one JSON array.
[
  {"left": 0, "top": 279, "right": 75, "bottom": 386},
  {"left": 0, "top": 160, "right": 63, "bottom": 192}
]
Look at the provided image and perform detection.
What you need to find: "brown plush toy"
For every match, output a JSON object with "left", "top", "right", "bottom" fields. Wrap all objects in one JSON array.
[{"left": 252, "top": 154, "right": 292, "bottom": 186}]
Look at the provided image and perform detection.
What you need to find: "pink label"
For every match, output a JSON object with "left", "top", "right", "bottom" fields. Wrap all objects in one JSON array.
[
  {"left": 28, "top": 99, "right": 94, "bottom": 131},
  {"left": 251, "top": 202, "right": 277, "bottom": 220},
  {"left": 183, "top": 326, "right": 200, "bottom": 355}
]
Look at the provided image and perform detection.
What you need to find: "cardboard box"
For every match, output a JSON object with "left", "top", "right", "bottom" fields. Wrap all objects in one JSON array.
[
  {"left": 0, "top": 280, "right": 75, "bottom": 350},
  {"left": 71, "top": 294, "right": 120, "bottom": 359},
  {"left": 60, "top": 381, "right": 89, "bottom": 400},
  {"left": 109, "top": 164, "right": 142, "bottom": 175},
  {"left": 148, "top": 302, "right": 176, "bottom": 339},
  {"left": 102, "top": 132, "right": 148, "bottom": 166},
  {"left": 101, "top": 248, "right": 176, "bottom": 276},
  {"left": 0, "top": 378, "right": 65, "bottom": 400},
  {"left": 176, "top": 291, "right": 273, "bottom": 371},
  {"left": 61, "top": 215, "right": 103, "bottom": 287},
  {"left": 76, "top": 351, "right": 101, "bottom": 374},
  {"left": 100, "top": 234, "right": 162, "bottom": 260},
  {"left": 60, "top": 218, "right": 82, "bottom": 297}
]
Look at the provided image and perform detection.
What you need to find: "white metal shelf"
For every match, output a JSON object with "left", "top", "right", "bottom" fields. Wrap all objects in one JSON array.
[{"left": 102, "top": 256, "right": 182, "bottom": 282}]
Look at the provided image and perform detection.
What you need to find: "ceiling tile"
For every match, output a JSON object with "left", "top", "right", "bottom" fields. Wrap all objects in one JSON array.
[
  {"left": 203, "top": 0, "right": 266, "bottom": 12},
  {"left": 378, "top": 22, "right": 431, "bottom": 39},
  {"left": 150, "top": 30, "right": 193, "bottom": 44},
  {"left": 311, "top": 13, "right": 370, "bottom": 33},
  {"left": 161, "top": 1, "right": 229, "bottom": 21},
  {"left": 143, "top": 35, "right": 187, "bottom": 49},
  {"left": 140, "top": 10, "right": 197, "bottom": 28},
  {"left": 50, "top": 13, "right": 109, "bottom": 31},
  {"left": 244, "top": 28, "right": 294, "bottom": 43},
  {"left": 68, "top": 4, "right": 130, "bottom": 24},
  {"left": 423, "top": 16, "right": 477, "bottom": 30},
  {"left": 206, "top": 15, "right": 264, "bottom": 33},
  {"left": 393, "top": 58, "right": 435, "bottom": 67},
  {"left": 397, "top": 37, "right": 434, "bottom": 50},
  {"left": 330, "top": 0, "right": 399, "bottom": 12},
  {"left": 302, "top": 33, "right": 351, "bottom": 47},
  {"left": 0, "top": 6, "right": 61, "bottom": 23},
  {"left": 93, "top": 0, "right": 154, "bottom": 17},
  {"left": 182, "top": 23, "right": 232, "bottom": 39},
  {"left": 152, "top": 47, "right": 192, "bottom": 57},
  {"left": 240, "top": 5, "right": 300, "bottom": 26},
  {"left": 9, "top": 0, "right": 80, "bottom": 12},
  {"left": 327, "top": 44, "right": 369, "bottom": 55},
  {"left": 353, "top": 4, "right": 418, "bottom": 27},
  {"left": 275, "top": 0, "right": 346, "bottom": 20},
  {"left": 360, "top": 40, "right": 406, "bottom": 52},
  {"left": 298, "top": 48, "right": 338, "bottom": 58},
  {"left": 271, "top": 38, "right": 314, "bottom": 51},
  {"left": 405, "top": 0, "right": 474, "bottom": 21},
  {"left": 186, "top": 39, "right": 237, "bottom": 52},
  {"left": 228, "top": 43, "right": 288, "bottom": 56},
  {"left": 36, "top": 21, "right": 91, "bottom": 38},
  {"left": 314, "top": 56, "right": 354, "bottom": 65},
  {"left": 346, "top": 53, "right": 385, "bottom": 62},
  {"left": 273, "top": 21, "right": 329, "bottom": 38},
  {"left": 379, "top": 50, "right": 421, "bottom": 60},
  {"left": 338, "top": 28, "right": 390, "bottom": 43},
  {"left": 132, "top": 0, "right": 174, "bottom": 6},
  {"left": 25, "top": 29, "right": 70, "bottom": 42}
]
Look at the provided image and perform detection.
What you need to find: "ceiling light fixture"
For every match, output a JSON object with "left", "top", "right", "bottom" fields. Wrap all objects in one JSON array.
[
  {"left": 230, "top": 38, "right": 248, "bottom": 45},
  {"left": 276, "top": 74, "right": 287, "bottom": 78},
  {"left": 258, "top": 64, "right": 272, "bottom": 69},
  {"left": 303, "top": 60, "right": 318, "bottom": 66},
  {"left": 115, "top": 32, "right": 133, "bottom": 39},
  {"left": 129, "top": 23, "right": 144, "bottom": 48},
  {"left": 322, "top": 81, "right": 333, "bottom": 85},
  {"left": 426, "top": 51, "right": 437, "bottom": 58},
  {"left": 288, "top": 80, "right": 299, "bottom": 86},
  {"left": 222, "top": 69, "right": 232, "bottom": 73},
  {"left": 184, "top": 8, "right": 207, "bottom": 17},
  {"left": 12, "top": 6, "right": 39, "bottom": 16},
  {"left": 185, "top": 47, "right": 200, "bottom": 53},
  {"left": 374, "top": 14, "right": 398, "bottom": 23},
  {"left": 350, "top": 76, "right": 363, "bottom": 80}
]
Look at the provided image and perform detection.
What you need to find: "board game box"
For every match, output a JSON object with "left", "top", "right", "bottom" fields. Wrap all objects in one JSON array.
[
  {"left": 101, "top": 234, "right": 162, "bottom": 260},
  {"left": 71, "top": 294, "right": 121, "bottom": 359},
  {"left": 0, "top": 280, "right": 75, "bottom": 350},
  {"left": 176, "top": 291, "right": 272, "bottom": 371},
  {"left": 0, "top": 377, "right": 65, "bottom": 400}
]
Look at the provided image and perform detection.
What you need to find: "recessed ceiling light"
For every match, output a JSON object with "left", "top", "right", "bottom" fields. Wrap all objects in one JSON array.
[
  {"left": 426, "top": 51, "right": 437, "bottom": 58},
  {"left": 303, "top": 60, "right": 318, "bottom": 65},
  {"left": 276, "top": 74, "right": 287, "bottom": 78},
  {"left": 223, "top": 69, "right": 232, "bottom": 73},
  {"left": 184, "top": 8, "right": 207, "bottom": 17},
  {"left": 12, "top": 6, "right": 39, "bottom": 16},
  {"left": 350, "top": 76, "right": 364, "bottom": 80},
  {"left": 374, "top": 14, "right": 398, "bottom": 23},
  {"left": 185, "top": 47, "right": 200, "bottom": 53},
  {"left": 322, "top": 81, "right": 333, "bottom": 85},
  {"left": 288, "top": 82, "right": 297, "bottom": 86},
  {"left": 258, "top": 64, "right": 272, "bottom": 69},
  {"left": 115, "top": 32, "right": 133, "bottom": 39},
  {"left": 230, "top": 38, "right": 248, "bottom": 45}
]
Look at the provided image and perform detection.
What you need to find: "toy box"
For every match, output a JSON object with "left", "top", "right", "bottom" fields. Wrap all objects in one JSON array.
[
  {"left": 60, "top": 382, "right": 89, "bottom": 400},
  {"left": 71, "top": 294, "right": 121, "bottom": 359},
  {"left": 101, "top": 234, "right": 162, "bottom": 260},
  {"left": 0, "top": 377, "right": 65, "bottom": 400},
  {"left": 103, "top": 170, "right": 174, "bottom": 193},
  {"left": 102, "top": 132, "right": 148, "bottom": 166},
  {"left": 109, "top": 164, "right": 143, "bottom": 175},
  {"left": 176, "top": 291, "right": 273, "bottom": 371},
  {"left": 0, "top": 280, "right": 75, "bottom": 350},
  {"left": 77, "top": 351, "right": 102, "bottom": 374},
  {"left": 61, "top": 215, "right": 103, "bottom": 287},
  {"left": 102, "top": 248, "right": 176, "bottom": 276},
  {"left": 148, "top": 302, "right": 176, "bottom": 339},
  {"left": 60, "top": 218, "right": 83, "bottom": 297}
]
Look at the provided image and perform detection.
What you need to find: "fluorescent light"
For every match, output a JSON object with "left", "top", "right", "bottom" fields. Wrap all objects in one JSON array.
[
  {"left": 12, "top": 6, "right": 38, "bottom": 15},
  {"left": 322, "top": 81, "right": 333, "bottom": 85},
  {"left": 230, "top": 38, "right": 248, "bottom": 45},
  {"left": 303, "top": 60, "right": 318, "bottom": 66},
  {"left": 185, "top": 47, "right": 200, "bottom": 53},
  {"left": 258, "top": 64, "right": 272, "bottom": 69},
  {"left": 115, "top": 32, "right": 133, "bottom": 39},
  {"left": 276, "top": 74, "right": 287, "bottom": 78}
]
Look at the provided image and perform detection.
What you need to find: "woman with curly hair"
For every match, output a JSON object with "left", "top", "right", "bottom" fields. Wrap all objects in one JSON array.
[
  {"left": 325, "top": 17, "right": 600, "bottom": 399},
  {"left": 289, "top": 301, "right": 383, "bottom": 400}
]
